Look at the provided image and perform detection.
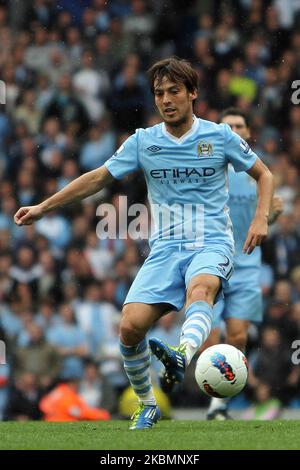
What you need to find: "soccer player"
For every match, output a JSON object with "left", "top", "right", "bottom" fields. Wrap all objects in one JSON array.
[
  {"left": 14, "top": 58, "right": 274, "bottom": 430},
  {"left": 204, "top": 108, "right": 283, "bottom": 420}
]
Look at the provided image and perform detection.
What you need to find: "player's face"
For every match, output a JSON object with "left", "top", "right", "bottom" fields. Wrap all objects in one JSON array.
[
  {"left": 153, "top": 76, "right": 197, "bottom": 127},
  {"left": 221, "top": 115, "right": 250, "bottom": 141}
]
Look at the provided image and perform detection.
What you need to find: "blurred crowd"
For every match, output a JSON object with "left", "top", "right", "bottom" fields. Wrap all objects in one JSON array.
[{"left": 0, "top": 0, "right": 300, "bottom": 421}]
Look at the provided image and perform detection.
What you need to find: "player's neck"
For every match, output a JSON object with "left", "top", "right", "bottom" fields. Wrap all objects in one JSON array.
[{"left": 164, "top": 114, "right": 195, "bottom": 139}]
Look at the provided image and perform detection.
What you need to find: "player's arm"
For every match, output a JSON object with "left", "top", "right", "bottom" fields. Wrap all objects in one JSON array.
[
  {"left": 14, "top": 166, "right": 114, "bottom": 226},
  {"left": 243, "top": 158, "right": 274, "bottom": 254}
]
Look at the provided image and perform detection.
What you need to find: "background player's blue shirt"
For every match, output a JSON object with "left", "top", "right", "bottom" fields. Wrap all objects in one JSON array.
[
  {"left": 105, "top": 117, "right": 258, "bottom": 252},
  {"left": 228, "top": 166, "right": 261, "bottom": 269}
]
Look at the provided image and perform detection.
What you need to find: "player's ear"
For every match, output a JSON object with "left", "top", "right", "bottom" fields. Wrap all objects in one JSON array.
[{"left": 190, "top": 89, "right": 198, "bottom": 101}]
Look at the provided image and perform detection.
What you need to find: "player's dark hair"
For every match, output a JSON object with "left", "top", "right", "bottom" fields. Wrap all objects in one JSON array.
[
  {"left": 219, "top": 107, "right": 250, "bottom": 128},
  {"left": 147, "top": 56, "right": 199, "bottom": 96}
]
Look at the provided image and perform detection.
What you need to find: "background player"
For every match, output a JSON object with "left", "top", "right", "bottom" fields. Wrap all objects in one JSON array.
[
  {"left": 204, "top": 108, "right": 283, "bottom": 420},
  {"left": 14, "top": 58, "right": 274, "bottom": 430}
]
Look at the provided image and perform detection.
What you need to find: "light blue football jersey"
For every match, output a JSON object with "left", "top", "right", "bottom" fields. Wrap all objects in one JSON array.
[
  {"left": 105, "top": 117, "right": 258, "bottom": 252},
  {"left": 227, "top": 166, "right": 261, "bottom": 268}
]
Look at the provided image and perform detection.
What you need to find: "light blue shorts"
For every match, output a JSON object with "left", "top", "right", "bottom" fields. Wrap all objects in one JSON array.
[
  {"left": 124, "top": 242, "right": 234, "bottom": 311},
  {"left": 212, "top": 267, "right": 263, "bottom": 327}
]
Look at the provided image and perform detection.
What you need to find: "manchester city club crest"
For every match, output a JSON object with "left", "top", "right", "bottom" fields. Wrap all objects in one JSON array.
[{"left": 198, "top": 141, "right": 213, "bottom": 157}]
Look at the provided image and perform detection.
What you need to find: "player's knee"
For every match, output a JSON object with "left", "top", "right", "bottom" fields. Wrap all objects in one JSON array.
[
  {"left": 119, "top": 318, "right": 138, "bottom": 344},
  {"left": 119, "top": 308, "right": 144, "bottom": 345},
  {"left": 187, "top": 283, "right": 211, "bottom": 304}
]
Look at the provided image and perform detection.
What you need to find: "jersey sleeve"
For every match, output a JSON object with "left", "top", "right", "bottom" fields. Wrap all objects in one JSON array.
[
  {"left": 104, "top": 131, "right": 140, "bottom": 179},
  {"left": 222, "top": 123, "right": 258, "bottom": 172}
]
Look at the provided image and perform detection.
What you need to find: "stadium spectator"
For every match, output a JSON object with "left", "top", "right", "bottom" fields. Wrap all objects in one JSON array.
[
  {"left": 12, "top": 323, "right": 61, "bottom": 389},
  {"left": 79, "top": 359, "right": 117, "bottom": 413},
  {"left": 84, "top": 230, "right": 115, "bottom": 281},
  {"left": 61, "top": 246, "right": 92, "bottom": 286},
  {"left": 39, "top": 378, "right": 110, "bottom": 422},
  {"left": 74, "top": 282, "right": 119, "bottom": 357},
  {"left": 14, "top": 89, "right": 42, "bottom": 135},
  {"left": 123, "top": 0, "right": 156, "bottom": 58},
  {"left": 108, "top": 60, "right": 149, "bottom": 132},
  {"left": 47, "top": 303, "right": 88, "bottom": 380},
  {"left": 35, "top": 211, "right": 72, "bottom": 252},
  {"left": 72, "top": 49, "right": 110, "bottom": 122},
  {"left": 207, "top": 69, "right": 235, "bottom": 110},
  {"left": 247, "top": 325, "right": 300, "bottom": 407},
  {"left": 290, "top": 267, "right": 300, "bottom": 301},
  {"left": 79, "top": 119, "right": 116, "bottom": 171},
  {"left": 9, "top": 246, "right": 42, "bottom": 297},
  {"left": 3, "top": 372, "right": 42, "bottom": 421},
  {"left": 42, "top": 73, "right": 90, "bottom": 136},
  {"left": 24, "top": 25, "right": 51, "bottom": 73},
  {"left": 108, "top": 16, "right": 135, "bottom": 67},
  {"left": 262, "top": 214, "right": 300, "bottom": 279},
  {"left": 35, "top": 300, "right": 61, "bottom": 332}
]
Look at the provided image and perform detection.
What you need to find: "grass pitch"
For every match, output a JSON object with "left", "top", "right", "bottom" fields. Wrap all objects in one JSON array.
[{"left": 0, "top": 420, "right": 300, "bottom": 450}]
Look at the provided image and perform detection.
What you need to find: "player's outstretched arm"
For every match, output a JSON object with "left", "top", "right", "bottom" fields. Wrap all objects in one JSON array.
[
  {"left": 14, "top": 165, "right": 114, "bottom": 226},
  {"left": 243, "top": 158, "right": 274, "bottom": 254}
]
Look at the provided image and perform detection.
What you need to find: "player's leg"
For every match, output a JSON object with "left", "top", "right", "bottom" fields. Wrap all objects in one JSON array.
[
  {"left": 206, "top": 320, "right": 249, "bottom": 421},
  {"left": 119, "top": 301, "right": 170, "bottom": 429},
  {"left": 225, "top": 317, "right": 250, "bottom": 353},
  {"left": 119, "top": 244, "right": 185, "bottom": 428},
  {"left": 126, "top": 244, "right": 186, "bottom": 400},
  {"left": 120, "top": 301, "right": 166, "bottom": 345},
  {"left": 199, "top": 297, "right": 224, "bottom": 353},
  {"left": 149, "top": 274, "right": 221, "bottom": 391},
  {"left": 201, "top": 326, "right": 232, "bottom": 419},
  {"left": 149, "top": 249, "right": 233, "bottom": 392},
  {"left": 180, "top": 273, "right": 221, "bottom": 364},
  {"left": 204, "top": 336, "right": 232, "bottom": 419},
  {"left": 222, "top": 271, "right": 262, "bottom": 352},
  {"left": 208, "top": 276, "right": 261, "bottom": 420},
  {"left": 202, "top": 298, "right": 233, "bottom": 420}
]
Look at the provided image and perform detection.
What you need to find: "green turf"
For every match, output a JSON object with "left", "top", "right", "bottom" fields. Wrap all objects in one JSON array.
[{"left": 0, "top": 420, "right": 300, "bottom": 450}]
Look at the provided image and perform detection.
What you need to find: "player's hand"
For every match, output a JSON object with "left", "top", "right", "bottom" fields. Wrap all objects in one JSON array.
[
  {"left": 272, "top": 195, "right": 283, "bottom": 215},
  {"left": 270, "top": 195, "right": 284, "bottom": 222},
  {"left": 14, "top": 205, "right": 44, "bottom": 226},
  {"left": 243, "top": 215, "right": 268, "bottom": 255}
]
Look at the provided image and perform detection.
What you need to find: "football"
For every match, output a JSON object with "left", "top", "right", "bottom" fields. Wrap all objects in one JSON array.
[{"left": 195, "top": 344, "right": 248, "bottom": 398}]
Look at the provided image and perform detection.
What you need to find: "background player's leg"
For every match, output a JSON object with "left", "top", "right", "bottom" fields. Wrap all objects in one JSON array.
[
  {"left": 200, "top": 319, "right": 232, "bottom": 419},
  {"left": 207, "top": 319, "right": 250, "bottom": 419},
  {"left": 119, "top": 302, "right": 170, "bottom": 406},
  {"left": 225, "top": 318, "right": 250, "bottom": 353}
]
